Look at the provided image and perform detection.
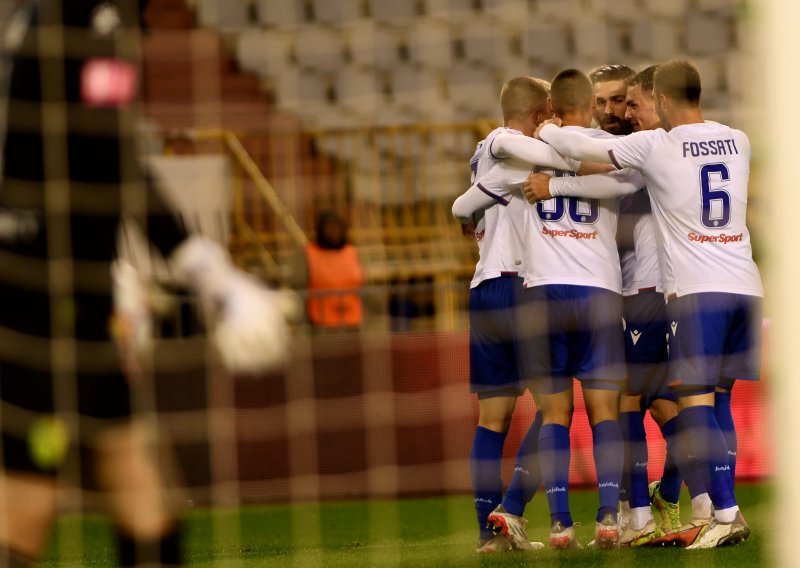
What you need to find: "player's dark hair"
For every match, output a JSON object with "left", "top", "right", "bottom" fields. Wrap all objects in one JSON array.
[
  {"left": 654, "top": 59, "right": 702, "bottom": 106},
  {"left": 588, "top": 64, "right": 636, "bottom": 85},
  {"left": 550, "top": 69, "right": 594, "bottom": 115},
  {"left": 500, "top": 76, "right": 548, "bottom": 123},
  {"left": 628, "top": 65, "right": 659, "bottom": 95}
]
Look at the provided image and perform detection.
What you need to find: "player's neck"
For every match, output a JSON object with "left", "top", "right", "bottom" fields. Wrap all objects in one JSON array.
[
  {"left": 557, "top": 111, "right": 592, "bottom": 128},
  {"left": 666, "top": 108, "right": 703, "bottom": 130},
  {"left": 506, "top": 119, "right": 534, "bottom": 137}
]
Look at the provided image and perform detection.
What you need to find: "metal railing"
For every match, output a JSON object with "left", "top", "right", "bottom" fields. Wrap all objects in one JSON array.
[{"left": 161, "top": 122, "right": 489, "bottom": 330}]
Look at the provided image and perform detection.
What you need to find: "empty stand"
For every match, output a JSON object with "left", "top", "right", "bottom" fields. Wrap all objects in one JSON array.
[
  {"left": 196, "top": 0, "right": 250, "bottom": 30},
  {"left": 310, "top": 0, "right": 363, "bottom": 24},
  {"left": 521, "top": 23, "right": 571, "bottom": 65},
  {"left": 344, "top": 20, "right": 404, "bottom": 71},
  {"left": 405, "top": 18, "right": 454, "bottom": 70},
  {"left": 460, "top": 20, "right": 515, "bottom": 66},
  {"left": 256, "top": 0, "right": 306, "bottom": 28},
  {"left": 685, "top": 12, "right": 733, "bottom": 55},
  {"left": 294, "top": 25, "right": 346, "bottom": 72},
  {"left": 236, "top": 29, "right": 293, "bottom": 77},
  {"left": 367, "top": 0, "right": 419, "bottom": 25},
  {"left": 446, "top": 62, "right": 501, "bottom": 118}
]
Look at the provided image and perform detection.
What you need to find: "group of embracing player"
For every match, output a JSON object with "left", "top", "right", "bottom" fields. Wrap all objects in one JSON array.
[{"left": 452, "top": 59, "right": 762, "bottom": 552}]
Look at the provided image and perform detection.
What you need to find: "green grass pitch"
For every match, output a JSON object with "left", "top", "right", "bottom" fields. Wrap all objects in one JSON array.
[{"left": 40, "top": 482, "right": 769, "bottom": 567}]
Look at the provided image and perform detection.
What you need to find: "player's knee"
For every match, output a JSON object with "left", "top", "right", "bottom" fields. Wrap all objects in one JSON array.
[
  {"left": 619, "top": 393, "right": 642, "bottom": 413},
  {"left": 477, "top": 416, "right": 511, "bottom": 433},
  {"left": 649, "top": 398, "right": 678, "bottom": 425},
  {"left": 540, "top": 397, "right": 573, "bottom": 426},
  {"left": 477, "top": 396, "right": 517, "bottom": 432}
]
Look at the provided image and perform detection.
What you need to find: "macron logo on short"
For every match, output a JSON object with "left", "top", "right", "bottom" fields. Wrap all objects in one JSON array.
[
  {"left": 630, "top": 330, "right": 642, "bottom": 346},
  {"left": 671, "top": 321, "right": 678, "bottom": 336}
]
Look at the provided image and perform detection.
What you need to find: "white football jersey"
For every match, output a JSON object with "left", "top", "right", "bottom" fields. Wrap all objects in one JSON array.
[
  {"left": 523, "top": 126, "right": 623, "bottom": 292},
  {"left": 607, "top": 122, "right": 763, "bottom": 298},
  {"left": 462, "top": 127, "right": 578, "bottom": 288},
  {"left": 618, "top": 190, "right": 664, "bottom": 296}
]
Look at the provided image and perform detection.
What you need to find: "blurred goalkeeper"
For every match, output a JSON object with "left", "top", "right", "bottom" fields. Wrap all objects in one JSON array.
[{"left": 0, "top": 1, "right": 292, "bottom": 566}]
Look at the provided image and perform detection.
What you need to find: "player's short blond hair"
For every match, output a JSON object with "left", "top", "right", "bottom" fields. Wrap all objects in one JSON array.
[
  {"left": 500, "top": 77, "right": 548, "bottom": 123},
  {"left": 654, "top": 59, "right": 701, "bottom": 106},
  {"left": 550, "top": 69, "right": 594, "bottom": 115}
]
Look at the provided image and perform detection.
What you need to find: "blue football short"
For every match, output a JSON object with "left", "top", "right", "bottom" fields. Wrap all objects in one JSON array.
[
  {"left": 666, "top": 292, "right": 763, "bottom": 390},
  {"left": 623, "top": 290, "right": 675, "bottom": 404},
  {"left": 519, "top": 284, "right": 626, "bottom": 395},
  {"left": 469, "top": 274, "right": 526, "bottom": 398}
]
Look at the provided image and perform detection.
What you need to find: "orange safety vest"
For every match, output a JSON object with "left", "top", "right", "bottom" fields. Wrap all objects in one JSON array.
[{"left": 305, "top": 243, "right": 364, "bottom": 327}]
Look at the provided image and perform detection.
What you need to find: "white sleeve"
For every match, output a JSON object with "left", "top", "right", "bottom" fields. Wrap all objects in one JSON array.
[
  {"left": 491, "top": 131, "right": 581, "bottom": 171},
  {"left": 549, "top": 169, "right": 646, "bottom": 199},
  {"left": 452, "top": 181, "right": 510, "bottom": 222},
  {"left": 606, "top": 130, "right": 657, "bottom": 170},
  {"left": 538, "top": 124, "right": 613, "bottom": 163}
]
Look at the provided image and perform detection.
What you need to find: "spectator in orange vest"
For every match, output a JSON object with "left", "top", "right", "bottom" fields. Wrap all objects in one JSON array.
[{"left": 293, "top": 211, "right": 365, "bottom": 329}]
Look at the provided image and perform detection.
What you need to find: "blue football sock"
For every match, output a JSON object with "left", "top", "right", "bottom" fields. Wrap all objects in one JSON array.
[
  {"left": 715, "top": 390, "right": 737, "bottom": 483},
  {"left": 620, "top": 411, "right": 649, "bottom": 509},
  {"left": 470, "top": 426, "right": 507, "bottom": 540},
  {"left": 593, "top": 419, "right": 624, "bottom": 522},
  {"left": 539, "top": 423, "right": 573, "bottom": 528},
  {"left": 678, "top": 405, "right": 736, "bottom": 511},
  {"left": 502, "top": 412, "right": 543, "bottom": 517},
  {"left": 659, "top": 417, "right": 683, "bottom": 504}
]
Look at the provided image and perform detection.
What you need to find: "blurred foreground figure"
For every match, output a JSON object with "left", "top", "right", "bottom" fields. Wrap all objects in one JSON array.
[{"left": 0, "top": 1, "right": 293, "bottom": 565}]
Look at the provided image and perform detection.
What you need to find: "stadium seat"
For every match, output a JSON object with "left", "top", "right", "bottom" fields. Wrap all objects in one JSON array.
[
  {"left": 642, "top": 0, "right": 689, "bottom": 18},
  {"left": 422, "top": 0, "right": 479, "bottom": 24},
  {"left": 533, "top": 0, "right": 584, "bottom": 22},
  {"left": 405, "top": 18, "right": 453, "bottom": 70},
  {"left": 367, "top": 0, "right": 419, "bottom": 25},
  {"left": 573, "top": 21, "right": 615, "bottom": 61},
  {"left": 273, "top": 68, "right": 331, "bottom": 112},
  {"left": 724, "top": 51, "right": 749, "bottom": 99},
  {"left": 236, "top": 30, "right": 293, "bottom": 77},
  {"left": 310, "top": 0, "right": 363, "bottom": 24},
  {"left": 196, "top": 0, "right": 249, "bottom": 30},
  {"left": 256, "top": 0, "right": 306, "bottom": 27},
  {"left": 481, "top": 0, "right": 530, "bottom": 29},
  {"left": 630, "top": 20, "right": 680, "bottom": 60},
  {"left": 691, "top": 56, "right": 725, "bottom": 93},
  {"left": 685, "top": 13, "right": 732, "bottom": 55},
  {"left": 335, "top": 65, "right": 383, "bottom": 115},
  {"left": 344, "top": 20, "right": 403, "bottom": 71},
  {"left": 460, "top": 20, "right": 514, "bottom": 67},
  {"left": 293, "top": 25, "right": 346, "bottom": 72},
  {"left": 446, "top": 62, "right": 500, "bottom": 118},
  {"left": 521, "top": 24, "right": 571, "bottom": 65},
  {"left": 418, "top": 159, "right": 468, "bottom": 199},
  {"left": 390, "top": 64, "right": 448, "bottom": 110},
  {"left": 495, "top": 56, "right": 535, "bottom": 82},
  {"left": 695, "top": 0, "right": 738, "bottom": 12}
]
